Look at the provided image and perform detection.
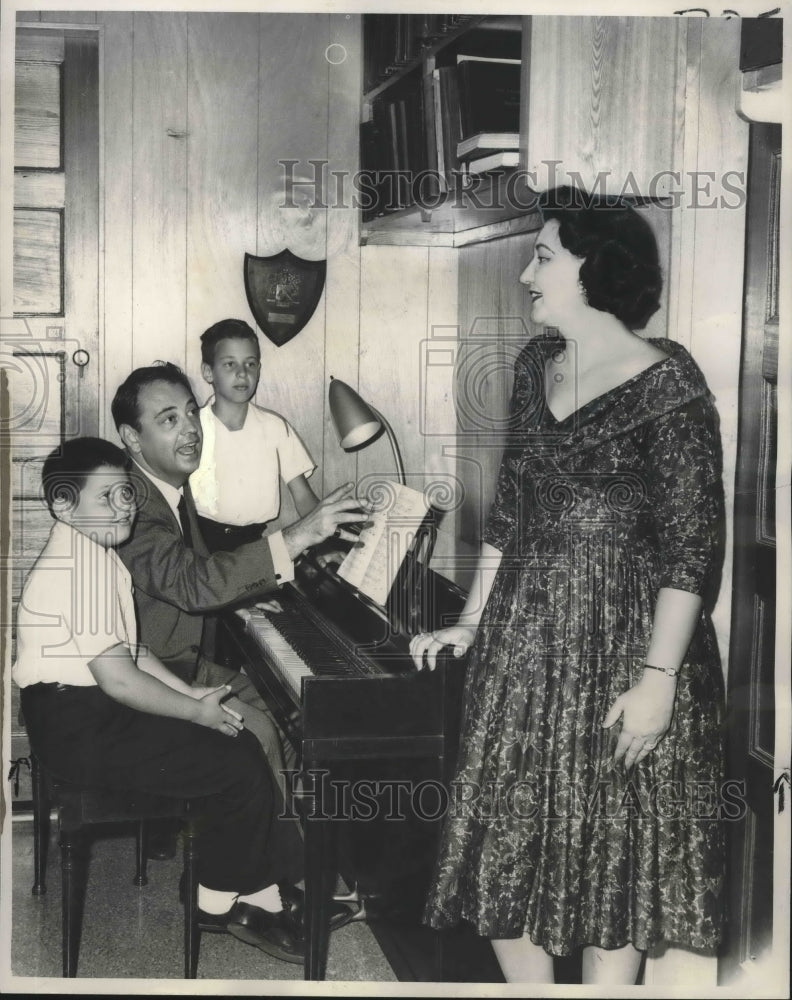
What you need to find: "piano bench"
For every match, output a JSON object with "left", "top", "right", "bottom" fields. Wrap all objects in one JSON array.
[{"left": 29, "top": 754, "right": 201, "bottom": 978}]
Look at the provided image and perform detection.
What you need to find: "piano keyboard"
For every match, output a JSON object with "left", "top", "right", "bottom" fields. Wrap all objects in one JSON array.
[{"left": 243, "top": 594, "right": 370, "bottom": 698}]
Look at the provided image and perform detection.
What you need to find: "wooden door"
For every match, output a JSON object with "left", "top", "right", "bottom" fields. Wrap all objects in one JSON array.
[
  {"left": 5, "top": 25, "right": 100, "bottom": 807},
  {"left": 722, "top": 123, "right": 780, "bottom": 980},
  {"left": 9, "top": 25, "right": 100, "bottom": 611}
]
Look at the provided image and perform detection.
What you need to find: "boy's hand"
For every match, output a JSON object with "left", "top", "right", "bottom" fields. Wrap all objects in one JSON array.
[
  {"left": 282, "top": 483, "right": 364, "bottom": 558},
  {"left": 193, "top": 685, "right": 245, "bottom": 737}
]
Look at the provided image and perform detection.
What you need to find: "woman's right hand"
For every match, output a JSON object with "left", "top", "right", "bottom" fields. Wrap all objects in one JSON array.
[
  {"left": 193, "top": 685, "right": 245, "bottom": 737},
  {"left": 410, "top": 626, "right": 476, "bottom": 672}
]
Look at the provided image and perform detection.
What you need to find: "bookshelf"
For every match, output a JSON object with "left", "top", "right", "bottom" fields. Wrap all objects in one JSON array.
[{"left": 360, "top": 14, "right": 541, "bottom": 247}]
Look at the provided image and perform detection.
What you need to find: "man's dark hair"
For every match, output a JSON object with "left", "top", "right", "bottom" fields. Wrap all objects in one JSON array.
[
  {"left": 200, "top": 319, "right": 260, "bottom": 366},
  {"left": 41, "top": 436, "right": 128, "bottom": 515},
  {"left": 111, "top": 361, "right": 194, "bottom": 431},
  {"left": 538, "top": 185, "right": 662, "bottom": 330}
]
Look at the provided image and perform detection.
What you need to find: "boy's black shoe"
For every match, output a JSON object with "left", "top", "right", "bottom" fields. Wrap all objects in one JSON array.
[
  {"left": 189, "top": 897, "right": 304, "bottom": 964},
  {"left": 225, "top": 902, "right": 304, "bottom": 963}
]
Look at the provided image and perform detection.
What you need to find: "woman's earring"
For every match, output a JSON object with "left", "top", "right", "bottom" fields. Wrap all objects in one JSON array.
[{"left": 577, "top": 279, "right": 588, "bottom": 305}]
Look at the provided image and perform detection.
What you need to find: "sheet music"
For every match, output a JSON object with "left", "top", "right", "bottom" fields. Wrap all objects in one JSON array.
[{"left": 336, "top": 481, "right": 429, "bottom": 607}]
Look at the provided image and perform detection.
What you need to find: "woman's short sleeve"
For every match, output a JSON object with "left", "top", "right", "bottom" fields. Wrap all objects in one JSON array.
[{"left": 644, "top": 395, "right": 724, "bottom": 595}]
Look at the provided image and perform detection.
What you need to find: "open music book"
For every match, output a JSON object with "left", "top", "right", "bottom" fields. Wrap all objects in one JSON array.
[{"left": 336, "top": 481, "right": 430, "bottom": 607}]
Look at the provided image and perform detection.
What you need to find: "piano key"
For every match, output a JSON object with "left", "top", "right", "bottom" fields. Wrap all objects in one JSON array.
[{"left": 245, "top": 603, "right": 362, "bottom": 699}]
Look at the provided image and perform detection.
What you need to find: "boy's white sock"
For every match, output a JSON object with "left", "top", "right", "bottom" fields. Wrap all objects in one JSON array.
[
  {"left": 237, "top": 883, "right": 282, "bottom": 912},
  {"left": 197, "top": 885, "right": 237, "bottom": 915},
  {"left": 197, "top": 882, "right": 283, "bottom": 914}
]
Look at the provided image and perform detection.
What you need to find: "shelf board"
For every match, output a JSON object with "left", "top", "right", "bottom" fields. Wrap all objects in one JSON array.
[
  {"left": 361, "top": 168, "right": 541, "bottom": 247},
  {"left": 360, "top": 173, "right": 541, "bottom": 248}
]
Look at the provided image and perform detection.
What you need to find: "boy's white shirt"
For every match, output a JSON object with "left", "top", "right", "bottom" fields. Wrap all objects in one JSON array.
[
  {"left": 190, "top": 397, "right": 315, "bottom": 526},
  {"left": 12, "top": 520, "right": 137, "bottom": 688}
]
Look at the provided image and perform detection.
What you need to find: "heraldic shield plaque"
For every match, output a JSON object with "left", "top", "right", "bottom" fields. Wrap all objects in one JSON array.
[{"left": 244, "top": 250, "right": 326, "bottom": 347}]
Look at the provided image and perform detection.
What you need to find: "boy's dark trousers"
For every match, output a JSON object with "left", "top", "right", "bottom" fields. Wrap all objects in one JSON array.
[{"left": 20, "top": 682, "right": 303, "bottom": 892}]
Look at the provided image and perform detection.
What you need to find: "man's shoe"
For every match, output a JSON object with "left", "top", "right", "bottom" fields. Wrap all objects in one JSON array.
[
  {"left": 225, "top": 901, "right": 305, "bottom": 964},
  {"left": 278, "top": 883, "right": 355, "bottom": 934}
]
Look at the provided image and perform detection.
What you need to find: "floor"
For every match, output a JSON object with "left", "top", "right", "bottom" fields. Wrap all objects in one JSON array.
[{"left": 9, "top": 815, "right": 397, "bottom": 986}]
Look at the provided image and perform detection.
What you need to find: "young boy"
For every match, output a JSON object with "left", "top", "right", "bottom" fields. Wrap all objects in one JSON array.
[
  {"left": 13, "top": 437, "right": 307, "bottom": 961},
  {"left": 190, "top": 318, "right": 318, "bottom": 553}
]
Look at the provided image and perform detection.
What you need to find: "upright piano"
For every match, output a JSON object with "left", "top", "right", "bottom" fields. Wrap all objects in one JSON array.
[{"left": 221, "top": 548, "right": 503, "bottom": 983}]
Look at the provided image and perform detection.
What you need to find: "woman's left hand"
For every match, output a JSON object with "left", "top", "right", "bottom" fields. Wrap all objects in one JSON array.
[{"left": 602, "top": 671, "right": 677, "bottom": 770}]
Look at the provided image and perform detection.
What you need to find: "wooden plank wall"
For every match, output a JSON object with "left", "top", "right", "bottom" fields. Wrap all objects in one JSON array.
[{"left": 93, "top": 12, "right": 456, "bottom": 551}]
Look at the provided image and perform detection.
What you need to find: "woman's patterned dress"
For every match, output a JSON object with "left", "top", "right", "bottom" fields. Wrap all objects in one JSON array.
[{"left": 424, "top": 336, "right": 726, "bottom": 955}]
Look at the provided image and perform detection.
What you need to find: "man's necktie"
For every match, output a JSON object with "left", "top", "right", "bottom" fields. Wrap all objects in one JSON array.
[{"left": 177, "top": 494, "right": 194, "bottom": 549}]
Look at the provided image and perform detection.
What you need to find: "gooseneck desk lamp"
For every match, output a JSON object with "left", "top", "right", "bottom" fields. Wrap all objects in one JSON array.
[{"left": 328, "top": 377, "right": 406, "bottom": 486}]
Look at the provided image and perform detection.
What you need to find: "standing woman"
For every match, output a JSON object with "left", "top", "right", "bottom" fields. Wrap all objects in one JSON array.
[{"left": 410, "top": 186, "right": 726, "bottom": 984}]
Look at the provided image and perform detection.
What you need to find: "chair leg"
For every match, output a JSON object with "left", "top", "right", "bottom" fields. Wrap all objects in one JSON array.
[
  {"left": 31, "top": 755, "right": 50, "bottom": 896},
  {"left": 134, "top": 820, "right": 149, "bottom": 887},
  {"left": 183, "top": 822, "right": 199, "bottom": 979},
  {"left": 60, "top": 830, "right": 87, "bottom": 977}
]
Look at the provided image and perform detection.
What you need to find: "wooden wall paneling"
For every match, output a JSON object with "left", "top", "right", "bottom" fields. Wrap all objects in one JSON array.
[
  {"left": 455, "top": 231, "right": 538, "bottom": 551},
  {"left": 525, "top": 17, "right": 685, "bottom": 196},
  {"left": 668, "top": 19, "right": 703, "bottom": 356},
  {"left": 636, "top": 202, "right": 672, "bottom": 343},
  {"left": 357, "top": 245, "right": 430, "bottom": 498},
  {"left": 40, "top": 11, "right": 97, "bottom": 24},
  {"left": 255, "top": 14, "right": 330, "bottom": 532},
  {"left": 423, "top": 245, "right": 463, "bottom": 582},
  {"left": 185, "top": 13, "right": 260, "bottom": 395},
  {"left": 130, "top": 12, "right": 188, "bottom": 370},
  {"left": 322, "top": 12, "right": 362, "bottom": 499},
  {"left": 63, "top": 32, "right": 99, "bottom": 438},
  {"left": 98, "top": 12, "right": 134, "bottom": 436},
  {"left": 16, "top": 12, "right": 42, "bottom": 22}
]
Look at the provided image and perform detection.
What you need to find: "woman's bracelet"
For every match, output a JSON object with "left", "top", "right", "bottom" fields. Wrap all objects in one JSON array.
[{"left": 643, "top": 662, "right": 679, "bottom": 678}]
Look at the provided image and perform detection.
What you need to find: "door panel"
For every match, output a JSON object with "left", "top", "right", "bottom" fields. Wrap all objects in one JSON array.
[
  {"left": 723, "top": 122, "right": 779, "bottom": 980},
  {"left": 4, "top": 25, "right": 100, "bottom": 809}
]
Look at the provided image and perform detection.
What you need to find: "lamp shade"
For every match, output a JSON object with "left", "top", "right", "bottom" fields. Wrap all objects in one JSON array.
[{"left": 328, "top": 377, "right": 381, "bottom": 450}]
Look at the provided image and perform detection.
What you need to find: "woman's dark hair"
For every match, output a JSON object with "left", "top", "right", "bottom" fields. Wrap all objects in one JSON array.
[
  {"left": 538, "top": 186, "right": 662, "bottom": 330},
  {"left": 41, "top": 437, "right": 128, "bottom": 514},
  {"left": 200, "top": 319, "right": 260, "bottom": 366},
  {"left": 111, "top": 361, "right": 194, "bottom": 431}
]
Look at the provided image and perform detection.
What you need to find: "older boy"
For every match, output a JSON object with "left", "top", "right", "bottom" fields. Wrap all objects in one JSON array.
[{"left": 191, "top": 318, "right": 319, "bottom": 553}]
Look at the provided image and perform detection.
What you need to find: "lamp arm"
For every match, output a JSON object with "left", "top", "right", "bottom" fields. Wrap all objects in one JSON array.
[{"left": 369, "top": 404, "right": 406, "bottom": 486}]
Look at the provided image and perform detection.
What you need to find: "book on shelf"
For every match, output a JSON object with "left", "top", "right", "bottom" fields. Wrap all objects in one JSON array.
[
  {"left": 336, "top": 481, "right": 430, "bottom": 608},
  {"left": 457, "top": 131, "right": 519, "bottom": 160},
  {"left": 359, "top": 119, "right": 384, "bottom": 221},
  {"left": 463, "top": 150, "right": 520, "bottom": 175},
  {"left": 432, "top": 66, "right": 463, "bottom": 191},
  {"left": 456, "top": 59, "right": 521, "bottom": 140}
]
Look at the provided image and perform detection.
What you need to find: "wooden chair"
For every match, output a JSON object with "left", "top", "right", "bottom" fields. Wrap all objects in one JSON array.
[{"left": 30, "top": 754, "right": 201, "bottom": 978}]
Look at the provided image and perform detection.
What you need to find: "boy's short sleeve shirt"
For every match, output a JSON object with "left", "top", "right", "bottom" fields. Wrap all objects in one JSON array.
[
  {"left": 12, "top": 521, "right": 137, "bottom": 687},
  {"left": 191, "top": 400, "right": 315, "bottom": 526}
]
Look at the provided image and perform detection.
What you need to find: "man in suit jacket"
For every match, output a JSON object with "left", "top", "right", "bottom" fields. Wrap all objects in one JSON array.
[{"left": 111, "top": 362, "right": 361, "bottom": 771}]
